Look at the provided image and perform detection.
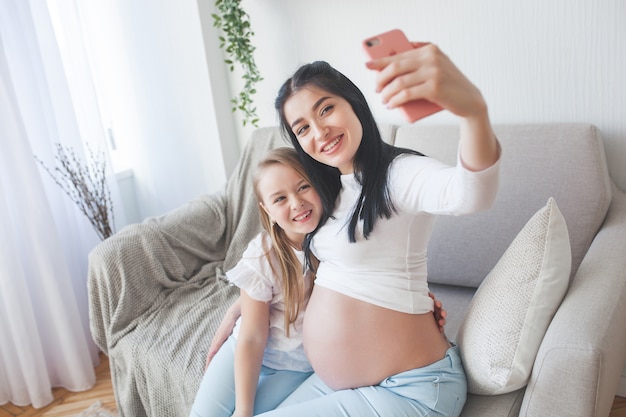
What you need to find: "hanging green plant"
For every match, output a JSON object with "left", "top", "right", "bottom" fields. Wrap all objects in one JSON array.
[{"left": 212, "top": 0, "right": 262, "bottom": 127}]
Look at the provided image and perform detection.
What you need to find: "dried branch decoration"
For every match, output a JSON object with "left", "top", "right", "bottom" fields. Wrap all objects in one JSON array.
[
  {"left": 212, "top": 0, "right": 262, "bottom": 127},
  {"left": 35, "top": 143, "right": 115, "bottom": 241}
]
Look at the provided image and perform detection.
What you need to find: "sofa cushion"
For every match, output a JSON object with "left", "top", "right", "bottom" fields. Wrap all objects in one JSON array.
[{"left": 456, "top": 197, "right": 571, "bottom": 395}]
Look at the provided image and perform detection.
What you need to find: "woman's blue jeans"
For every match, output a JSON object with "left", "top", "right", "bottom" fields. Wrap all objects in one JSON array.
[{"left": 256, "top": 345, "right": 467, "bottom": 417}]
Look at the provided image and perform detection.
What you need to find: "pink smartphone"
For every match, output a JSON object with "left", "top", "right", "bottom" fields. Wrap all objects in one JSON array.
[{"left": 362, "top": 29, "right": 442, "bottom": 123}]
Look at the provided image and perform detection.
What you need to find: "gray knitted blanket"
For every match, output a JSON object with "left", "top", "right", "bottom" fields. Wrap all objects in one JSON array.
[{"left": 88, "top": 127, "right": 291, "bottom": 417}]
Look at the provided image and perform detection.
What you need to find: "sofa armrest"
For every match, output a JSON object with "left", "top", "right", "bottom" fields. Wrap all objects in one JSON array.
[
  {"left": 87, "top": 189, "right": 229, "bottom": 354},
  {"left": 521, "top": 183, "right": 626, "bottom": 417}
]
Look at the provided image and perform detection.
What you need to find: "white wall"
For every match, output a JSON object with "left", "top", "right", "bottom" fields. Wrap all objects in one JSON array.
[
  {"left": 78, "top": 0, "right": 239, "bottom": 222},
  {"left": 229, "top": 0, "right": 626, "bottom": 396},
  {"left": 235, "top": 0, "right": 626, "bottom": 193},
  {"left": 75, "top": 0, "right": 626, "bottom": 224}
]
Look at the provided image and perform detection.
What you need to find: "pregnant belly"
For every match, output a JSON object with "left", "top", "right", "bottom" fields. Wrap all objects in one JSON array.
[{"left": 302, "top": 285, "right": 450, "bottom": 390}]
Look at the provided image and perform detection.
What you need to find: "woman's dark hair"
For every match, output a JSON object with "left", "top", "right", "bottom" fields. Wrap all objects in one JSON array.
[{"left": 275, "top": 61, "right": 422, "bottom": 269}]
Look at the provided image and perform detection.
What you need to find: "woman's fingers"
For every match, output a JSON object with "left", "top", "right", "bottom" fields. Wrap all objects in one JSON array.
[
  {"left": 366, "top": 43, "right": 486, "bottom": 118},
  {"left": 367, "top": 44, "right": 440, "bottom": 103}
]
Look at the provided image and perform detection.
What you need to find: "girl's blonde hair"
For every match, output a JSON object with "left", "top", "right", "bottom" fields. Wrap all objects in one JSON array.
[{"left": 253, "top": 147, "right": 317, "bottom": 336}]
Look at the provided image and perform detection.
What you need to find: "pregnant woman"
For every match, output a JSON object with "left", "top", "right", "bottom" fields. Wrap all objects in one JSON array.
[{"left": 258, "top": 42, "right": 500, "bottom": 417}]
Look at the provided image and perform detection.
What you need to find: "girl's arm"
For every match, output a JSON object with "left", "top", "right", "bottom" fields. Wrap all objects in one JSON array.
[
  {"left": 365, "top": 42, "right": 499, "bottom": 171},
  {"left": 205, "top": 298, "right": 242, "bottom": 369},
  {"left": 232, "top": 289, "right": 270, "bottom": 417}
]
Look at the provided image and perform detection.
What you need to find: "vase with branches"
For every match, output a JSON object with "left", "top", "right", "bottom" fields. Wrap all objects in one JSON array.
[{"left": 35, "top": 143, "right": 115, "bottom": 241}]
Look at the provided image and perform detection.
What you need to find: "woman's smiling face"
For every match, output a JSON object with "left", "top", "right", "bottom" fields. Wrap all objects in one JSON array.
[{"left": 284, "top": 86, "right": 363, "bottom": 174}]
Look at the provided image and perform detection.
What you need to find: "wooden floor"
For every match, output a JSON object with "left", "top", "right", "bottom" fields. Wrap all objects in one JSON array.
[
  {"left": 1, "top": 354, "right": 625, "bottom": 416},
  {"left": 0, "top": 353, "right": 116, "bottom": 417}
]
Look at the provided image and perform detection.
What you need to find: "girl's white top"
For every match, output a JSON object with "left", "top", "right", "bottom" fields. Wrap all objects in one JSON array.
[{"left": 228, "top": 231, "right": 313, "bottom": 372}]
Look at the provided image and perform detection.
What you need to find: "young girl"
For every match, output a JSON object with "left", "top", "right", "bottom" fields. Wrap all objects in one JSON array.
[
  {"left": 189, "top": 147, "right": 322, "bottom": 417},
  {"left": 254, "top": 43, "right": 500, "bottom": 416}
]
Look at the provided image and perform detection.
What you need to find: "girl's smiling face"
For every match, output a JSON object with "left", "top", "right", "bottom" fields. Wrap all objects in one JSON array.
[
  {"left": 284, "top": 86, "right": 363, "bottom": 174},
  {"left": 257, "top": 163, "right": 322, "bottom": 248}
]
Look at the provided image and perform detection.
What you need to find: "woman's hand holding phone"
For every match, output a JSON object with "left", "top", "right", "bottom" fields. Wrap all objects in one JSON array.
[
  {"left": 363, "top": 29, "right": 488, "bottom": 121},
  {"left": 363, "top": 29, "right": 442, "bottom": 122}
]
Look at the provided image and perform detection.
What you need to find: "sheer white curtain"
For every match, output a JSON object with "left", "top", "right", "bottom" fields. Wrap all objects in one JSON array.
[{"left": 0, "top": 0, "right": 120, "bottom": 408}]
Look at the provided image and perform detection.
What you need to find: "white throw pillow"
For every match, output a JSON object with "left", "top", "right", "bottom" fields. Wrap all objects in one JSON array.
[{"left": 457, "top": 197, "right": 571, "bottom": 395}]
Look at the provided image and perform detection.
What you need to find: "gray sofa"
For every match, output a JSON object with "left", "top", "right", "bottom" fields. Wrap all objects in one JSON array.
[{"left": 88, "top": 123, "right": 626, "bottom": 417}]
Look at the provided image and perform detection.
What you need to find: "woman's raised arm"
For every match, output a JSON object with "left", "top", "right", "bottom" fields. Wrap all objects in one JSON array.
[{"left": 365, "top": 42, "right": 499, "bottom": 171}]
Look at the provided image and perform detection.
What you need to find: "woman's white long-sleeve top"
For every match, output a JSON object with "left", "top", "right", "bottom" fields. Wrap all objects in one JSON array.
[{"left": 311, "top": 150, "right": 500, "bottom": 314}]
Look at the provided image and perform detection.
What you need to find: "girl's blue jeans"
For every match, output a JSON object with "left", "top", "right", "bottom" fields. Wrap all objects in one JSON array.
[{"left": 189, "top": 336, "right": 312, "bottom": 417}]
